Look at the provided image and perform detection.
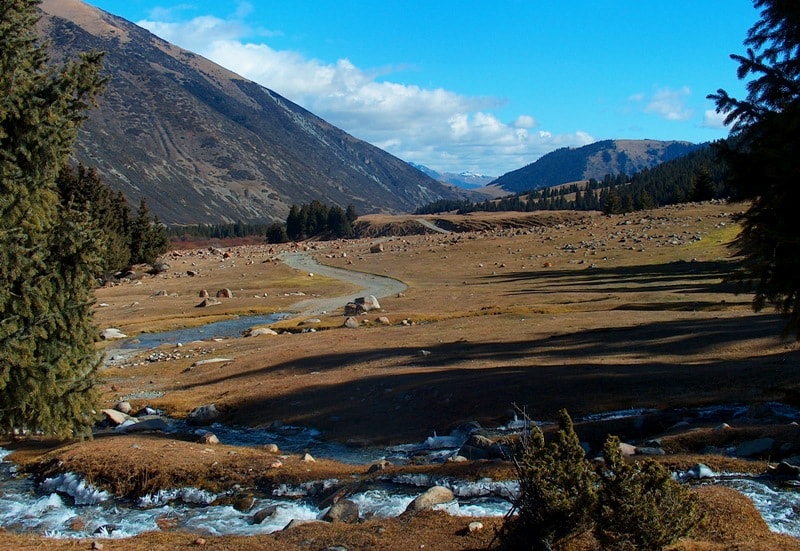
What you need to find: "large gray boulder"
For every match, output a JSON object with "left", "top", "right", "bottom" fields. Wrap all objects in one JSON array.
[
  {"left": 322, "top": 499, "right": 360, "bottom": 524},
  {"left": 404, "top": 486, "right": 454, "bottom": 513},
  {"left": 355, "top": 295, "right": 381, "bottom": 311},
  {"left": 187, "top": 404, "right": 220, "bottom": 426}
]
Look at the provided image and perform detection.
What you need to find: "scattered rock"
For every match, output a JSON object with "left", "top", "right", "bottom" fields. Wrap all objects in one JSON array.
[
  {"left": 245, "top": 327, "right": 278, "bottom": 337},
  {"left": 100, "top": 328, "right": 127, "bottom": 340},
  {"left": 233, "top": 495, "right": 255, "bottom": 512},
  {"left": 355, "top": 295, "right": 380, "bottom": 311},
  {"left": 120, "top": 417, "right": 168, "bottom": 433},
  {"left": 198, "top": 432, "right": 220, "bottom": 445},
  {"left": 619, "top": 442, "right": 637, "bottom": 456},
  {"left": 468, "top": 521, "right": 484, "bottom": 533},
  {"left": 404, "top": 485, "right": 454, "bottom": 513},
  {"left": 283, "top": 519, "right": 326, "bottom": 530},
  {"left": 187, "top": 404, "right": 220, "bottom": 426},
  {"left": 252, "top": 505, "right": 278, "bottom": 524},
  {"left": 736, "top": 438, "right": 775, "bottom": 458},
  {"left": 366, "top": 459, "right": 392, "bottom": 474},
  {"left": 344, "top": 302, "right": 366, "bottom": 315},
  {"left": 322, "top": 499, "right": 359, "bottom": 524},
  {"left": 344, "top": 316, "right": 360, "bottom": 329},
  {"left": 101, "top": 408, "right": 132, "bottom": 426}
]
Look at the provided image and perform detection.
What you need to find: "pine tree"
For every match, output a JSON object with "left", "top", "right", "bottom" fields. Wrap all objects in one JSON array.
[
  {"left": 57, "top": 163, "right": 130, "bottom": 276},
  {"left": 595, "top": 436, "right": 700, "bottom": 550},
  {"left": 0, "top": 0, "right": 106, "bottom": 437},
  {"left": 499, "top": 409, "right": 598, "bottom": 550},
  {"left": 708, "top": 0, "right": 800, "bottom": 335},
  {"left": 129, "top": 198, "right": 168, "bottom": 265}
]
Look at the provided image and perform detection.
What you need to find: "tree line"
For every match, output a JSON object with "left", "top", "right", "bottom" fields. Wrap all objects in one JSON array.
[
  {"left": 266, "top": 200, "right": 358, "bottom": 243},
  {"left": 57, "top": 164, "right": 169, "bottom": 277},
  {"left": 416, "top": 144, "right": 729, "bottom": 216}
]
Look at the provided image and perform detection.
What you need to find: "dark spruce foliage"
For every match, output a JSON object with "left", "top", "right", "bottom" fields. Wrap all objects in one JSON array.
[
  {"left": 709, "top": 0, "right": 800, "bottom": 336},
  {"left": 0, "top": 0, "right": 106, "bottom": 437}
]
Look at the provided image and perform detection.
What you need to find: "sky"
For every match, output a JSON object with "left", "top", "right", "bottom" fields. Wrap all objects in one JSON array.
[{"left": 84, "top": 0, "right": 759, "bottom": 177}]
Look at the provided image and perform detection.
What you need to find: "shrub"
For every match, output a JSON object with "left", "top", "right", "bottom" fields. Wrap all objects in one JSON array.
[
  {"left": 498, "top": 411, "right": 701, "bottom": 551},
  {"left": 498, "top": 409, "right": 598, "bottom": 550},
  {"left": 594, "top": 435, "right": 701, "bottom": 550}
]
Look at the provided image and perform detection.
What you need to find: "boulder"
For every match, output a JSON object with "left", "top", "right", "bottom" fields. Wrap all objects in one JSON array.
[
  {"left": 216, "top": 288, "right": 233, "bottom": 298},
  {"left": 196, "top": 297, "right": 221, "bottom": 308},
  {"left": 355, "top": 295, "right": 381, "bottom": 311},
  {"left": 244, "top": 327, "right": 278, "bottom": 337},
  {"left": 187, "top": 404, "right": 220, "bottom": 426},
  {"left": 369, "top": 243, "right": 384, "bottom": 253},
  {"left": 252, "top": 505, "right": 278, "bottom": 524},
  {"left": 736, "top": 438, "right": 775, "bottom": 458},
  {"left": 377, "top": 316, "right": 391, "bottom": 325},
  {"left": 120, "top": 417, "right": 168, "bottom": 433},
  {"left": 114, "top": 401, "right": 132, "bottom": 414},
  {"left": 198, "top": 289, "right": 209, "bottom": 298},
  {"left": 343, "top": 316, "right": 360, "bottom": 329},
  {"left": 102, "top": 408, "right": 132, "bottom": 426},
  {"left": 100, "top": 328, "right": 127, "bottom": 340},
  {"left": 322, "top": 499, "right": 359, "bottom": 524},
  {"left": 344, "top": 302, "right": 365, "bottom": 316},
  {"left": 198, "top": 432, "right": 220, "bottom": 445},
  {"left": 404, "top": 486, "right": 454, "bottom": 513}
]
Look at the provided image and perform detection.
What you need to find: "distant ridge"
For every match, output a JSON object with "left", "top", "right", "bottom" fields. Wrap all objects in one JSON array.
[
  {"left": 488, "top": 139, "right": 703, "bottom": 194},
  {"left": 37, "top": 0, "right": 465, "bottom": 224}
]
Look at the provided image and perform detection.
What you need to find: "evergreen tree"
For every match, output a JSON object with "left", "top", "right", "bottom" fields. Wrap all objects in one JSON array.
[
  {"left": 0, "top": 0, "right": 106, "bottom": 437},
  {"left": 709, "top": 0, "right": 800, "bottom": 335},
  {"left": 128, "top": 198, "right": 168, "bottom": 265},
  {"left": 594, "top": 436, "right": 700, "bottom": 550},
  {"left": 500, "top": 409, "right": 598, "bottom": 550},
  {"left": 266, "top": 222, "right": 287, "bottom": 244},
  {"left": 57, "top": 163, "right": 130, "bottom": 276},
  {"left": 345, "top": 203, "right": 358, "bottom": 224},
  {"left": 285, "top": 204, "right": 303, "bottom": 240}
]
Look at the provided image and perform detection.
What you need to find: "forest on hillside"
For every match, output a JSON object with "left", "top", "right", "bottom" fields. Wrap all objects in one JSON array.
[{"left": 417, "top": 144, "right": 731, "bottom": 215}]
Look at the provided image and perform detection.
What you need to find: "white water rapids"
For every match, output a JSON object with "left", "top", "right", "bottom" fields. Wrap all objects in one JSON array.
[{"left": 0, "top": 426, "right": 799, "bottom": 540}]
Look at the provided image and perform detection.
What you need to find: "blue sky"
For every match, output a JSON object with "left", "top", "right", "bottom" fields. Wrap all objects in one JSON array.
[{"left": 85, "top": 0, "right": 758, "bottom": 176}]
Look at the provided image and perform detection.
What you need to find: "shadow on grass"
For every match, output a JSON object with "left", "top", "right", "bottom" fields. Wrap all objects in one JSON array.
[
  {"left": 178, "top": 313, "right": 799, "bottom": 445},
  {"left": 479, "top": 259, "right": 741, "bottom": 296}
]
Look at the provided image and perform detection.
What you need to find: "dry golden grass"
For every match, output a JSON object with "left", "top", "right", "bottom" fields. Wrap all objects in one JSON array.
[{"left": 6, "top": 201, "right": 800, "bottom": 550}]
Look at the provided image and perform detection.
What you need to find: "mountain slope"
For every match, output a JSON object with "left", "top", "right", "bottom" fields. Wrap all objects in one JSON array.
[
  {"left": 37, "top": 0, "right": 463, "bottom": 224},
  {"left": 487, "top": 139, "right": 703, "bottom": 194}
]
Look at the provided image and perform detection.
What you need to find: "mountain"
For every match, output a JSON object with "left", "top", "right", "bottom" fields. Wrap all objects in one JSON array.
[
  {"left": 487, "top": 139, "right": 704, "bottom": 194},
  {"left": 408, "top": 163, "right": 496, "bottom": 190},
  {"left": 36, "top": 0, "right": 464, "bottom": 224}
]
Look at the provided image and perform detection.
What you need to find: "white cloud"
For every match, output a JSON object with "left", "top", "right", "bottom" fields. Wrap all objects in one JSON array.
[
  {"left": 137, "top": 15, "right": 593, "bottom": 176},
  {"left": 513, "top": 114, "right": 536, "bottom": 129},
  {"left": 701, "top": 109, "right": 728, "bottom": 129},
  {"left": 641, "top": 86, "right": 693, "bottom": 121}
]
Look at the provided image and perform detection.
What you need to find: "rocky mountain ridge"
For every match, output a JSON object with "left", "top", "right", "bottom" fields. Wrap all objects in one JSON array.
[
  {"left": 37, "top": 0, "right": 465, "bottom": 224},
  {"left": 488, "top": 139, "right": 704, "bottom": 194}
]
